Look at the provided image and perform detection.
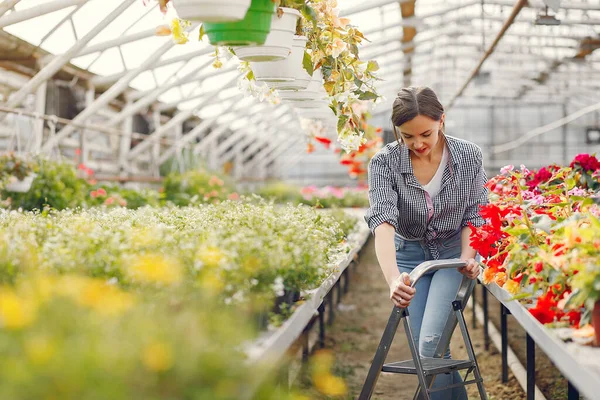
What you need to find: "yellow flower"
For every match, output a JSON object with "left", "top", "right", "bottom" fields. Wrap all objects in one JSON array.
[
  {"left": 503, "top": 279, "right": 520, "bottom": 295},
  {"left": 24, "top": 335, "right": 56, "bottom": 365},
  {"left": 170, "top": 18, "right": 189, "bottom": 45},
  {"left": 77, "top": 280, "right": 135, "bottom": 316},
  {"left": 0, "top": 290, "right": 37, "bottom": 330},
  {"left": 130, "top": 228, "right": 160, "bottom": 248},
  {"left": 201, "top": 271, "right": 224, "bottom": 292},
  {"left": 142, "top": 341, "right": 173, "bottom": 372},
  {"left": 197, "top": 247, "right": 226, "bottom": 268},
  {"left": 313, "top": 374, "right": 347, "bottom": 397},
  {"left": 128, "top": 254, "right": 183, "bottom": 285}
]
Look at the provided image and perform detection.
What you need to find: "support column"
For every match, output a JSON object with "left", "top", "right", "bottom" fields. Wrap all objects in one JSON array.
[
  {"left": 32, "top": 81, "right": 47, "bottom": 154},
  {"left": 152, "top": 110, "right": 162, "bottom": 178},
  {"left": 119, "top": 101, "right": 133, "bottom": 177}
]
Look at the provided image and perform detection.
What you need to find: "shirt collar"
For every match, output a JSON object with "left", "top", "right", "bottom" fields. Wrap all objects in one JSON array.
[{"left": 396, "top": 135, "right": 461, "bottom": 175}]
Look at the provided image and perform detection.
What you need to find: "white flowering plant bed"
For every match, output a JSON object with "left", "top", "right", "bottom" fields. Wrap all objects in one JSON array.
[{"left": 0, "top": 199, "right": 366, "bottom": 398}]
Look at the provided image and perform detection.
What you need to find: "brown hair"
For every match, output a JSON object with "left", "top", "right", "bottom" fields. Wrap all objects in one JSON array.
[{"left": 391, "top": 86, "right": 445, "bottom": 144}]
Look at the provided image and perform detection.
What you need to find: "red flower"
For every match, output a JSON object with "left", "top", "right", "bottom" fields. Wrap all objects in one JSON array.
[
  {"left": 529, "top": 290, "right": 559, "bottom": 325},
  {"left": 534, "top": 261, "right": 543, "bottom": 273},
  {"left": 570, "top": 153, "right": 600, "bottom": 172},
  {"left": 314, "top": 136, "right": 332, "bottom": 149},
  {"left": 526, "top": 167, "right": 553, "bottom": 190}
]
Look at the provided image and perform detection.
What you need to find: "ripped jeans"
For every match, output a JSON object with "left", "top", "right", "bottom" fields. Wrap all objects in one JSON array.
[{"left": 395, "top": 233, "right": 468, "bottom": 400}]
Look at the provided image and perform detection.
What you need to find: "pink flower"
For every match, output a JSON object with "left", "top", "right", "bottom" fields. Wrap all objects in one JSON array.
[
  {"left": 520, "top": 164, "right": 530, "bottom": 175},
  {"left": 208, "top": 175, "right": 224, "bottom": 187},
  {"left": 90, "top": 190, "right": 98, "bottom": 198},
  {"left": 227, "top": 192, "right": 240, "bottom": 201},
  {"left": 97, "top": 188, "right": 107, "bottom": 197},
  {"left": 500, "top": 165, "right": 514, "bottom": 175},
  {"left": 118, "top": 199, "right": 127, "bottom": 207},
  {"left": 104, "top": 197, "right": 115, "bottom": 205},
  {"left": 568, "top": 187, "right": 587, "bottom": 197}
]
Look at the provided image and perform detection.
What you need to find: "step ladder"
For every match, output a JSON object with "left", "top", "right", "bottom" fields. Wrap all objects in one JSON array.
[{"left": 359, "top": 259, "right": 488, "bottom": 400}]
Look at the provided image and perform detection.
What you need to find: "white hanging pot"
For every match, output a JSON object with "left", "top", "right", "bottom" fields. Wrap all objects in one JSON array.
[
  {"left": 251, "top": 35, "right": 310, "bottom": 90},
  {"left": 5, "top": 173, "right": 36, "bottom": 193},
  {"left": 290, "top": 99, "right": 330, "bottom": 109},
  {"left": 296, "top": 107, "right": 336, "bottom": 120},
  {"left": 172, "top": 0, "right": 251, "bottom": 23},
  {"left": 234, "top": 8, "right": 300, "bottom": 62},
  {"left": 279, "top": 69, "right": 327, "bottom": 102}
]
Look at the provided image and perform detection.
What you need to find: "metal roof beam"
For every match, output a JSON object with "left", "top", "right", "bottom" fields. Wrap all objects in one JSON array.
[
  {"left": 42, "top": 38, "right": 176, "bottom": 152},
  {"left": 78, "top": 28, "right": 157, "bottom": 57},
  {"left": 6, "top": 0, "right": 136, "bottom": 109},
  {"left": 0, "top": 0, "right": 22, "bottom": 18},
  {"left": 128, "top": 74, "right": 237, "bottom": 160},
  {"left": 91, "top": 47, "right": 214, "bottom": 86},
  {"left": 0, "top": 0, "right": 86, "bottom": 28}
]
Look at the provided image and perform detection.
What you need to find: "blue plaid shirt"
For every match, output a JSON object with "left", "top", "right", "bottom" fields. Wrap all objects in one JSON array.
[{"left": 364, "top": 135, "right": 488, "bottom": 259}]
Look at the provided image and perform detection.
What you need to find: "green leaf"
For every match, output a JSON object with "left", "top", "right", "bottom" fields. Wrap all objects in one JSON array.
[
  {"left": 302, "top": 51, "right": 314, "bottom": 76},
  {"left": 245, "top": 69, "right": 255, "bottom": 81},
  {"left": 358, "top": 91, "right": 378, "bottom": 100},
  {"left": 300, "top": 5, "right": 317, "bottom": 27},
  {"left": 337, "top": 115, "right": 349, "bottom": 132},
  {"left": 367, "top": 60, "right": 380, "bottom": 72}
]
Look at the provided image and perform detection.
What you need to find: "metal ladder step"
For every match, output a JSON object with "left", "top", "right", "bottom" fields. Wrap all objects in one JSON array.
[{"left": 382, "top": 358, "right": 474, "bottom": 376}]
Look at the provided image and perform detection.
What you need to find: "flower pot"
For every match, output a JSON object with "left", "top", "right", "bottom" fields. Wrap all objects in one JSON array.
[
  {"left": 289, "top": 99, "right": 330, "bottom": 109},
  {"left": 593, "top": 300, "right": 600, "bottom": 345},
  {"left": 296, "top": 107, "right": 336, "bottom": 120},
  {"left": 204, "top": 0, "right": 275, "bottom": 46},
  {"left": 233, "top": 8, "right": 300, "bottom": 62},
  {"left": 278, "top": 69, "right": 327, "bottom": 101},
  {"left": 5, "top": 173, "right": 36, "bottom": 193},
  {"left": 172, "top": 0, "right": 251, "bottom": 23},
  {"left": 251, "top": 35, "right": 310, "bottom": 90}
]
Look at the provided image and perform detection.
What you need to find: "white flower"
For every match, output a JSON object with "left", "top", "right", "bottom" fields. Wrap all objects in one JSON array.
[
  {"left": 338, "top": 130, "right": 366, "bottom": 152},
  {"left": 271, "top": 276, "right": 285, "bottom": 297},
  {"left": 330, "top": 38, "right": 347, "bottom": 58}
]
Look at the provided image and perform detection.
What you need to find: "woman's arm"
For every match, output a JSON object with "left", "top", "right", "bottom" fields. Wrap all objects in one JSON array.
[
  {"left": 374, "top": 223, "right": 415, "bottom": 307},
  {"left": 374, "top": 223, "right": 401, "bottom": 287}
]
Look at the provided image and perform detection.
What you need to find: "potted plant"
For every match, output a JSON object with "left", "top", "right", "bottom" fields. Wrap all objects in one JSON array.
[
  {"left": 0, "top": 153, "right": 37, "bottom": 193},
  {"left": 170, "top": 0, "right": 252, "bottom": 23},
  {"left": 251, "top": 35, "right": 312, "bottom": 89},
  {"left": 233, "top": 6, "right": 301, "bottom": 61},
  {"left": 203, "top": 0, "right": 276, "bottom": 46}
]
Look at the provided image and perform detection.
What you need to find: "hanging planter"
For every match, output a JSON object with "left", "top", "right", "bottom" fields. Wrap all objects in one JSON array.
[
  {"left": 279, "top": 69, "right": 327, "bottom": 102},
  {"left": 171, "top": 0, "right": 251, "bottom": 23},
  {"left": 4, "top": 173, "right": 37, "bottom": 193},
  {"left": 289, "top": 99, "right": 330, "bottom": 109},
  {"left": 251, "top": 35, "right": 310, "bottom": 90},
  {"left": 204, "top": 0, "right": 275, "bottom": 46},
  {"left": 296, "top": 107, "right": 336, "bottom": 120},
  {"left": 234, "top": 7, "right": 301, "bottom": 62}
]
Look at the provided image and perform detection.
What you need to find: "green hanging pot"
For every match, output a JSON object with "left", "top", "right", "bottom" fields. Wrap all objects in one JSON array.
[{"left": 204, "top": 0, "right": 276, "bottom": 46}]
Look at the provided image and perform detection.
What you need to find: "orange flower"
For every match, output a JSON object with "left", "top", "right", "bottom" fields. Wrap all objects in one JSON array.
[
  {"left": 482, "top": 267, "right": 496, "bottom": 284},
  {"left": 503, "top": 279, "right": 520, "bottom": 295},
  {"left": 495, "top": 272, "right": 507, "bottom": 287}
]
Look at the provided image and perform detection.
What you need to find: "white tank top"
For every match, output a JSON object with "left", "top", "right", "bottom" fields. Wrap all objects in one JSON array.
[{"left": 422, "top": 145, "right": 448, "bottom": 198}]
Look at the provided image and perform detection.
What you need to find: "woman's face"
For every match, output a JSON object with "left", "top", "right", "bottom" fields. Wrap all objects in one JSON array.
[{"left": 398, "top": 114, "right": 445, "bottom": 158}]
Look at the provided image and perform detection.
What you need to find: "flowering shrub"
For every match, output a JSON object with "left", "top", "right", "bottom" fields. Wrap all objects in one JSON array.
[
  {"left": 256, "top": 182, "right": 369, "bottom": 208},
  {"left": 0, "top": 199, "right": 357, "bottom": 305},
  {"left": 470, "top": 154, "right": 600, "bottom": 332}
]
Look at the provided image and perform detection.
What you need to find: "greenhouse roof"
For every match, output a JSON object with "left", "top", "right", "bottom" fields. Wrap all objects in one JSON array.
[{"left": 1, "top": 0, "right": 599, "bottom": 177}]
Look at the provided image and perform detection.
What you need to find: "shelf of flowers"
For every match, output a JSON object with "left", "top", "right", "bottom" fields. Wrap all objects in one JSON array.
[
  {"left": 469, "top": 154, "right": 600, "bottom": 399},
  {"left": 246, "top": 207, "right": 370, "bottom": 365},
  {"left": 0, "top": 196, "right": 368, "bottom": 398}
]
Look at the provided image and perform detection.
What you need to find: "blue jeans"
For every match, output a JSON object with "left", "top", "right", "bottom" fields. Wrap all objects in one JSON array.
[{"left": 395, "top": 233, "right": 468, "bottom": 400}]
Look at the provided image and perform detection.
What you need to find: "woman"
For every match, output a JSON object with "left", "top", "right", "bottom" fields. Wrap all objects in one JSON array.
[{"left": 364, "top": 86, "right": 488, "bottom": 399}]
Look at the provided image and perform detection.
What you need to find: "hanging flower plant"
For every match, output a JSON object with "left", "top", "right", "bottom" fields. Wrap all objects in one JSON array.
[{"left": 301, "top": 0, "right": 381, "bottom": 152}]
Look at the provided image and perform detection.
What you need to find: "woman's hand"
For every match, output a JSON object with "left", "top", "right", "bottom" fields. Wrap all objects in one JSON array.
[
  {"left": 459, "top": 258, "right": 480, "bottom": 280},
  {"left": 389, "top": 272, "right": 416, "bottom": 308}
]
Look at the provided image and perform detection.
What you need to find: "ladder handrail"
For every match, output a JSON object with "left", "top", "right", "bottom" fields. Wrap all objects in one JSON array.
[{"left": 408, "top": 259, "right": 467, "bottom": 286}]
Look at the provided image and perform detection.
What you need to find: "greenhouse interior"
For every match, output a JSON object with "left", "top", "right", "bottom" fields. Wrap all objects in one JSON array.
[{"left": 0, "top": 0, "right": 599, "bottom": 399}]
